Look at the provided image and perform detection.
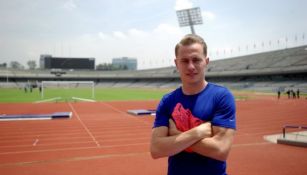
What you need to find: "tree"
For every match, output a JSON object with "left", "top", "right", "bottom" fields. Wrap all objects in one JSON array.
[
  {"left": 27, "top": 60, "right": 37, "bottom": 70},
  {"left": 96, "top": 63, "right": 113, "bottom": 70},
  {"left": 0, "top": 63, "right": 7, "bottom": 68},
  {"left": 96, "top": 63, "right": 129, "bottom": 71},
  {"left": 10, "top": 61, "right": 24, "bottom": 69}
]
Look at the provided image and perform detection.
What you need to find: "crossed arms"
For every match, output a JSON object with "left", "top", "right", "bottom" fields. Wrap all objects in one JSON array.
[{"left": 150, "top": 120, "right": 235, "bottom": 161}]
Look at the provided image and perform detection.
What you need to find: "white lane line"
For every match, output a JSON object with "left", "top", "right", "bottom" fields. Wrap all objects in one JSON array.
[
  {"left": 32, "top": 139, "right": 39, "bottom": 146},
  {"left": 99, "top": 102, "right": 152, "bottom": 126},
  {"left": 0, "top": 151, "right": 149, "bottom": 167},
  {"left": 68, "top": 103, "right": 101, "bottom": 147},
  {"left": 0, "top": 142, "right": 148, "bottom": 155},
  {"left": 232, "top": 142, "right": 272, "bottom": 147}
]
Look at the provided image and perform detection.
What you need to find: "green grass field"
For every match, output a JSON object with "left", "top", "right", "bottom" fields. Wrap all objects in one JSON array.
[
  {"left": 2, "top": 87, "right": 301, "bottom": 103},
  {"left": 0, "top": 87, "right": 172, "bottom": 103}
]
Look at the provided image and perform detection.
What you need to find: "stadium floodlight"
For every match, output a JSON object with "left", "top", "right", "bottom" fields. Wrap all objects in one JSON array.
[{"left": 176, "top": 7, "right": 203, "bottom": 34}]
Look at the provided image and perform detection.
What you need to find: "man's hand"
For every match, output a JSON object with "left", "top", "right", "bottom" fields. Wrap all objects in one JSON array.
[
  {"left": 194, "top": 122, "right": 212, "bottom": 138},
  {"left": 169, "top": 119, "right": 212, "bottom": 152},
  {"left": 169, "top": 119, "right": 212, "bottom": 137}
]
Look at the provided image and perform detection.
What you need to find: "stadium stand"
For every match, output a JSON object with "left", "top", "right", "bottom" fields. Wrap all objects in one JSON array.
[{"left": 1, "top": 45, "right": 307, "bottom": 92}]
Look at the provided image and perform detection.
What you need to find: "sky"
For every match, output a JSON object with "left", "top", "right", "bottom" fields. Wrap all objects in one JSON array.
[{"left": 1, "top": 0, "right": 307, "bottom": 69}]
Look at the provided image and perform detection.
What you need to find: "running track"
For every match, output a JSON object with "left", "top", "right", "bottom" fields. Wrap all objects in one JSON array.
[{"left": 0, "top": 96, "right": 306, "bottom": 175}]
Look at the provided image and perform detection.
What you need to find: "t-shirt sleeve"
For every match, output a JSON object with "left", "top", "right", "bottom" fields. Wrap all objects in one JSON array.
[
  {"left": 153, "top": 95, "right": 171, "bottom": 128},
  {"left": 211, "top": 88, "right": 236, "bottom": 129}
]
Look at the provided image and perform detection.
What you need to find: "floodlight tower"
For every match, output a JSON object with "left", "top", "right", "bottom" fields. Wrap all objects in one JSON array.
[{"left": 176, "top": 7, "right": 203, "bottom": 34}]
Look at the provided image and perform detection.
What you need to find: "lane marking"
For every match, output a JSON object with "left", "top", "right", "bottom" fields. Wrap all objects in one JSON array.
[
  {"left": 0, "top": 141, "right": 95, "bottom": 148},
  {"left": 0, "top": 142, "right": 148, "bottom": 155},
  {"left": 0, "top": 146, "right": 98, "bottom": 155},
  {"left": 232, "top": 142, "right": 272, "bottom": 147},
  {"left": 0, "top": 152, "right": 149, "bottom": 167},
  {"left": 32, "top": 139, "right": 39, "bottom": 146},
  {"left": 99, "top": 102, "right": 152, "bottom": 126},
  {"left": 68, "top": 103, "right": 101, "bottom": 147}
]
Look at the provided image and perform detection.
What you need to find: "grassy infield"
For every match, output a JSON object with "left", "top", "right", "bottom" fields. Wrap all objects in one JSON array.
[
  {"left": 0, "top": 87, "right": 268, "bottom": 103},
  {"left": 0, "top": 87, "right": 172, "bottom": 103}
]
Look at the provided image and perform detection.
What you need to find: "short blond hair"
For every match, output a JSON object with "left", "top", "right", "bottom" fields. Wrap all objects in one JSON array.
[{"left": 175, "top": 34, "right": 207, "bottom": 57}]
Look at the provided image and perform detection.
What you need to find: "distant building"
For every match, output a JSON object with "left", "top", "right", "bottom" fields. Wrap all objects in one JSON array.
[
  {"left": 112, "top": 57, "right": 137, "bottom": 70},
  {"left": 40, "top": 55, "right": 95, "bottom": 70}
]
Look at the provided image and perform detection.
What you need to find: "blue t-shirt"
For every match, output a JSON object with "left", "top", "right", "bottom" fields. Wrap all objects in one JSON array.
[{"left": 153, "top": 83, "right": 236, "bottom": 175}]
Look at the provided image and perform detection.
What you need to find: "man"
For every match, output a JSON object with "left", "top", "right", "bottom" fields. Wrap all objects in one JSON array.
[
  {"left": 277, "top": 89, "right": 281, "bottom": 99},
  {"left": 150, "top": 34, "right": 236, "bottom": 175}
]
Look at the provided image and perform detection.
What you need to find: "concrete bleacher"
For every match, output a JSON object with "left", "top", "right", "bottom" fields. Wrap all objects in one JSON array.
[
  {"left": 1, "top": 45, "right": 306, "bottom": 92},
  {"left": 207, "top": 45, "right": 307, "bottom": 74},
  {"left": 95, "top": 81, "right": 116, "bottom": 87}
]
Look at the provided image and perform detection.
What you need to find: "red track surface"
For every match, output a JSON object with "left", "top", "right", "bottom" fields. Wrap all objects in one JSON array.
[{"left": 0, "top": 96, "right": 306, "bottom": 175}]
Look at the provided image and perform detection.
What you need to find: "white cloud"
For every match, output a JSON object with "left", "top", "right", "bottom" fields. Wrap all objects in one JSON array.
[
  {"left": 153, "top": 23, "right": 183, "bottom": 36},
  {"left": 128, "top": 28, "right": 148, "bottom": 37},
  {"left": 113, "top": 31, "right": 127, "bottom": 39},
  {"left": 202, "top": 11, "right": 216, "bottom": 21},
  {"left": 79, "top": 33, "right": 96, "bottom": 42},
  {"left": 98, "top": 32, "right": 108, "bottom": 39},
  {"left": 63, "top": 0, "right": 77, "bottom": 11},
  {"left": 175, "top": 0, "right": 193, "bottom": 10}
]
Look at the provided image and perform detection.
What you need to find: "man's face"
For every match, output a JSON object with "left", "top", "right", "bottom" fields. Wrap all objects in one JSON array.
[{"left": 175, "top": 43, "right": 209, "bottom": 85}]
